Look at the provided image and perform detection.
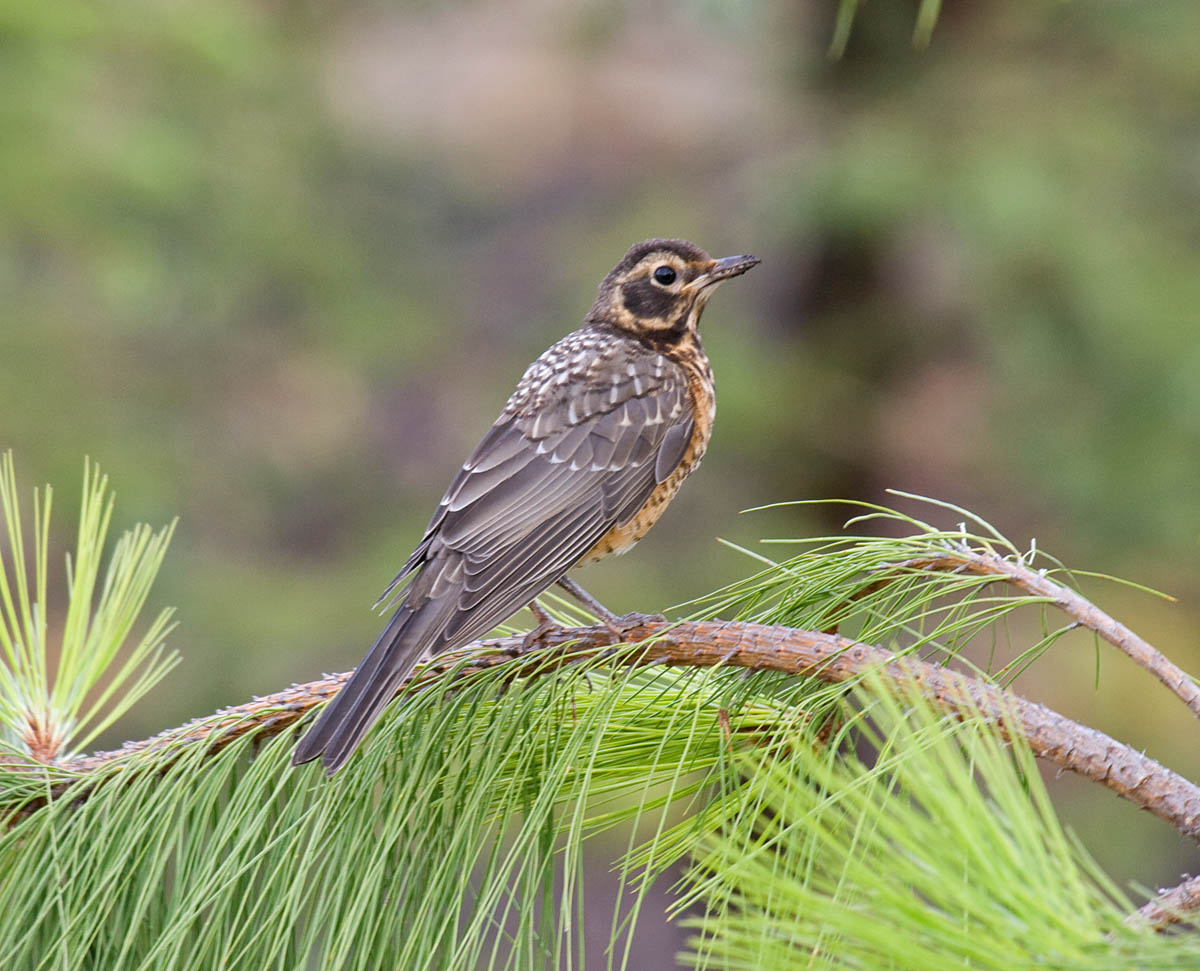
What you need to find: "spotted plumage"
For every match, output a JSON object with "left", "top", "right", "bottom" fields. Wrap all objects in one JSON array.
[{"left": 293, "top": 238, "right": 759, "bottom": 773}]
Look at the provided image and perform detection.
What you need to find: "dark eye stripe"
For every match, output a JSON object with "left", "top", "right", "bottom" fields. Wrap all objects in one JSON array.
[{"left": 622, "top": 279, "right": 675, "bottom": 320}]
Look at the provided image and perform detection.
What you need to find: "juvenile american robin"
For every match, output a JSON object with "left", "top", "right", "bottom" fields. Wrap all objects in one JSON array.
[{"left": 293, "top": 238, "right": 759, "bottom": 773}]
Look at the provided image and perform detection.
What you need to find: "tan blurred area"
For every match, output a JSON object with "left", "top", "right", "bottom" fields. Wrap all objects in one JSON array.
[{"left": 3, "top": 0, "right": 1200, "bottom": 941}]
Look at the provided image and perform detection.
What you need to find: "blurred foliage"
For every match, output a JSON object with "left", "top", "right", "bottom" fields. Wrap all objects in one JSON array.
[{"left": 2, "top": 0, "right": 1200, "bottom": 914}]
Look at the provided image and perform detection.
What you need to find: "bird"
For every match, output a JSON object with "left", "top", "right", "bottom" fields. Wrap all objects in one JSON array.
[{"left": 292, "top": 238, "right": 759, "bottom": 774}]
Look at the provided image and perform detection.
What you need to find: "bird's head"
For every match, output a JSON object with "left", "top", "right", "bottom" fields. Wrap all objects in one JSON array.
[{"left": 587, "top": 238, "right": 759, "bottom": 342}]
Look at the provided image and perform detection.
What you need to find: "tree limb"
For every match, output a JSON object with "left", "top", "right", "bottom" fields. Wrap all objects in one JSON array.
[
  {"left": 1131, "top": 873, "right": 1200, "bottom": 932},
  {"left": 875, "top": 549, "right": 1200, "bottom": 719},
  {"left": 36, "top": 619, "right": 1200, "bottom": 846}
]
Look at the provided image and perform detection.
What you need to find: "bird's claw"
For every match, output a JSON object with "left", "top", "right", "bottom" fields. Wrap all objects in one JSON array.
[
  {"left": 522, "top": 610, "right": 664, "bottom": 649},
  {"left": 600, "top": 611, "right": 666, "bottom": 639},
  {"left": 521, "top": 616, "right": 562, "bottom": 652}
]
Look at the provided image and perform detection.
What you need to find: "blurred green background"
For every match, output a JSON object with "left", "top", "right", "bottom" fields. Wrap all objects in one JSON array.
[{"left": 4, "top": 0, "right": 1200, "bottom": 940}]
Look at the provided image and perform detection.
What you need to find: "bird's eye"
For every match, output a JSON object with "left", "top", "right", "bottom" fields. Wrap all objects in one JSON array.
[{"left": 652, "top": 265, "right": 677, "bottom": 286}]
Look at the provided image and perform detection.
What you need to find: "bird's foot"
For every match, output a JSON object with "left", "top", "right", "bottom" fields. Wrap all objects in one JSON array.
[
  {"left": 521, "top": 621, "right": 559, "bottom": 652},
  {"left": 522, "top": 597, "right": 664, "bottom": 648},
  {"left": 599, "top": 611, "right": 666, "bottom": 640},
  {"left": 556, "top": 577, "right": 665, "bottom": 639}
]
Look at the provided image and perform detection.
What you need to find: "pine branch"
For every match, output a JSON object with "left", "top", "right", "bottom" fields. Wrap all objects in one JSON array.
[
  {"left": 868, "top": 549, "right": 1200, "bottom": 718},
  {"left": 1132, "top": 873, "right": 1200, "bottom": 932},
  {"left": 18, "top": 618, "right": 1197, "bottom": 845}
]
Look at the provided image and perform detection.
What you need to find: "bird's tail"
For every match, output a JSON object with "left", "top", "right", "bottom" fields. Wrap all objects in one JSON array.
[{"left": 291, "top": 599, "right": 450, "bottom": 774}]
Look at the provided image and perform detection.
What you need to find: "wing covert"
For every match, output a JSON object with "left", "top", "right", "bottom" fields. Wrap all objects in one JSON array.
[{"left": 377, "top": 333, "right": 694, "bottom": 623}]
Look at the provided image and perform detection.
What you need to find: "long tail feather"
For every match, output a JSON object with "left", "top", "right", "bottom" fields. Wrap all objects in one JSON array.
[{"left": 291, "top": 599, "right": 449, "bottom": 773}]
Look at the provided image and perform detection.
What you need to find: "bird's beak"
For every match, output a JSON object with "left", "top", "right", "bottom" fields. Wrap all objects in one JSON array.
[{"left": 686, "top": 254, "right": 761, "bottom": 292}]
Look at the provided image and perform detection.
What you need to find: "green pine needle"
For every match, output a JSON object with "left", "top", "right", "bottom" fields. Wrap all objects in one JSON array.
[
  {"left": 0, "top": 452, "right": 177, "bottom": 761},
  {"left": 0, "top": 474, "right": 1189, "bottom": 968},
  {"left": 677, "top": 673, "right": 1196, "bottom": 970}
]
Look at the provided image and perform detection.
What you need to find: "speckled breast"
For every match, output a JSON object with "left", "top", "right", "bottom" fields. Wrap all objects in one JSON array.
[{"left": 579, "top": 352, "right": 715, "bottom": 563}]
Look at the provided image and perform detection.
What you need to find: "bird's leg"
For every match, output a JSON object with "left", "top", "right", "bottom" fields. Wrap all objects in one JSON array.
[
  {"left": 522, "top": 599, "right": 561, "bottom": 649},
  {"left": 556, "top": 577, "right": 665, "bottom": 638},
  {"left": 555, "top": 577, "right": 620, "bottom": 625}
]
